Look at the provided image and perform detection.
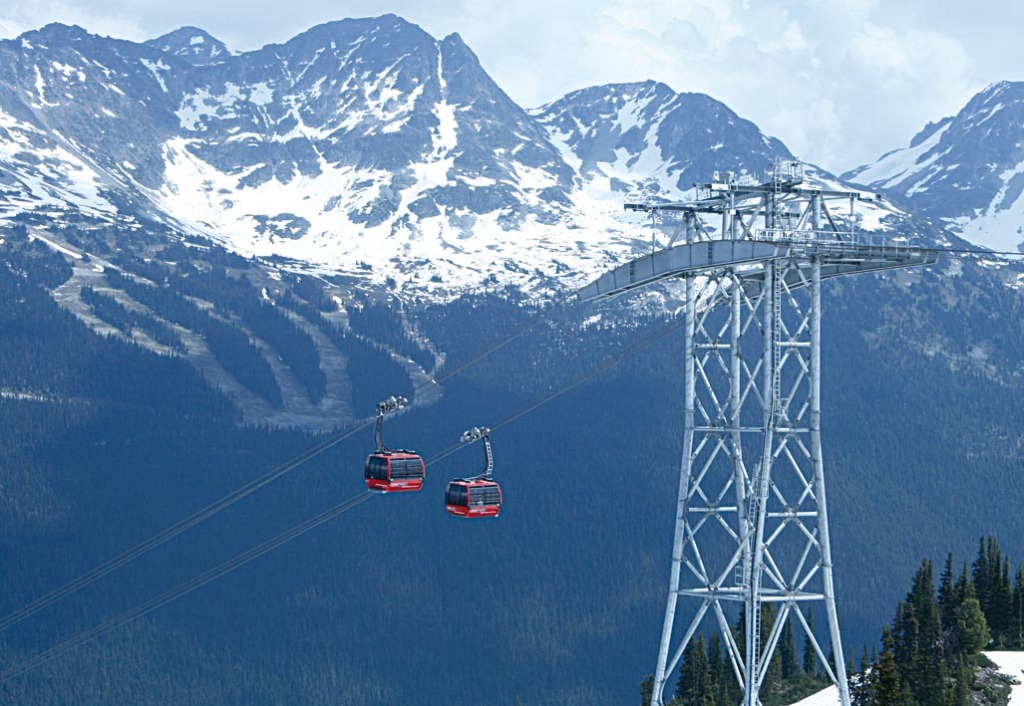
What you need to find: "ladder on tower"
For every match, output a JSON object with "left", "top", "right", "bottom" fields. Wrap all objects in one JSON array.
[{"left": 749, "top": 264, "right": 784, "bottom": 700}]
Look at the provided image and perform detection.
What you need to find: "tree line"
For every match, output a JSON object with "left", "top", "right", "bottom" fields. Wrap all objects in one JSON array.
[
  {"left": 854, "top": 536, "right": 1023, "bottom": 705},
  {"left": 650, "top": 536, "right": 1024, "bottom": 705},
  {"left": 105, "top": 268, "right": 285, "bottom": 408}
]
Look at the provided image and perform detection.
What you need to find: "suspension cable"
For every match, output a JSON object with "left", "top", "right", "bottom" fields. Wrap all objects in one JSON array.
[
  {"left": 0, "top": 491, "right": 377, "bottom": 684},
  {"left": 6, "top": 224, "right": 1004, "bottom": 654},
  {"left": 0, "top": 289, "right": 580, "bottom": 635},
  {"left": 0, "top": 310, "right": 686, "bottom": 684},
  {"left": 10, "top": 240, "right": 992, "bottom": 636}
]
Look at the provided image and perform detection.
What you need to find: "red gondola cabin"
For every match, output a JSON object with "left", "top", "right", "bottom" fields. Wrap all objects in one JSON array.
[
  {"left": 364, "top": 452, "right": 425, "bottom": 493},
  {"left": 445, "top": 479, "right": 502, "bottom": 518}
]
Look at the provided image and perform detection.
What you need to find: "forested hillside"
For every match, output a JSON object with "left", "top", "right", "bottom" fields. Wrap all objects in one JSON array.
[
  {"left": 660, "top": 537, "right": 1024, "bottom": 705},
  {"left": 4, "top": 222, "right": 1024, "bottom": 704}
]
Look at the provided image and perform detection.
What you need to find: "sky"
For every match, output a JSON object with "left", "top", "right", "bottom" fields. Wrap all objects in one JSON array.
[{"left": 1, "top": 0, "right": 1021, "bottom": 172}]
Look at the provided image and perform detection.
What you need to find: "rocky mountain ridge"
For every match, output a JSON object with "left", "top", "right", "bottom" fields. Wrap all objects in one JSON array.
[
  {"left": 843, "top": 80, "right": 1024, "bottom": 253},
  {"left": 0, "top": 16, "right": 823, "bottom": 297}
]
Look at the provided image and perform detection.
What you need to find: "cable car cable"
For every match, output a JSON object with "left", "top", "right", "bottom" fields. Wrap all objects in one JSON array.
[
  {"left": 426, "top": 313, "right": 692, "bottom": 467},
  {"left": 0, "top": 311, "right": 688, "bottom": 684},
  {"left": 0, "top": 421, "right": 373, "bottom": 635},
  {"left": 7, "top": 227, "right": 1001, "bottom": 656},
  {"left": 0, "top": 288, "right": 583, "bottom": 635},
  {"left": 0, "top": 490, "right": 377, "bottom": 685}
]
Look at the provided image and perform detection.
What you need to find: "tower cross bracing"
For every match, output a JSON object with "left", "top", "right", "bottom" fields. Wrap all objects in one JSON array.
[{"left": 578, "top": 162, "right": 937, "bottom": 706}]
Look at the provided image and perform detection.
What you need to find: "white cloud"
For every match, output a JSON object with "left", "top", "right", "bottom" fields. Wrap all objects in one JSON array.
[{"left": 0, "top": 0, "right": 1019, "bottom": 172}]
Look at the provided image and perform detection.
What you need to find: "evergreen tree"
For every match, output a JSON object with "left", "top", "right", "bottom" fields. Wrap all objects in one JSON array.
[
  {"left": 951, "top": 656, "right": 971, "bottom": 706},
  {"left": 675, "top": 633, "right": 714, "bottom": 706},
  {"left": 1012, "top": 568, "right": 1024, "bottom": 649},
  {"left": 972, "top": 535, "right": 1012, "bottom": 641},
  {"left": 906, "top": 559, "right": 946, "bottom": 706},
  {"left": 875, "top": 628, "right": 905, "bottom": 706},
  {"left": 938, "top": 553, "right": 957, "bottom": 636},
  {"left": 954, "top": 590, "right": 990, "bottom": 661},
  {"left": 892, "top": 601, "right": 918, "bottom": 679},
  {"left": 803, "top": 607, "right": 818, "bottom": 676},
  {"left": 640, "top": 674, "right": 654, "bottom": 706},
  {"left": 706, "top": 632, "right": 729, "bottom": 705},
  {"left": 709, "top": 631, "right": 741, "bottom": 705},
  {"left": 761, "top": 604, "right": 783, "bottom": 702},
  {"left": 851, "top": 645, "right": 873, "bottom": 706},
  {"left": 991, "top": 556, "right": 1014, "bottom": 644},
  {"left": 972, "top": 536, "right": 990, "bottom": 616},
  {"left": 779, "top": 615, "right": 799, "bottom": 680}
]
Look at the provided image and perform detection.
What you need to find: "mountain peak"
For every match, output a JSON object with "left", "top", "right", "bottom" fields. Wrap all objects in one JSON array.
[
  {"left": 441, "top": 31, "right": 467, "bottom": 47},
  {"left": 535, "top": 80, "right": 789, "bottom": 192},
  {"left": 146, "top": 26, "right": 228, "bottom": 65},
  {"left": 980, "top": 80, "right": 1022, "bottom": 98},
  {"left": 0, "top": 13, "right": 798, "bottom": 298},
  {"left": 844, "top": 79, "right": 1024, "bottom": 252},
  {"left": 22, "top": 22, "right": 92, "bottom": 43}
]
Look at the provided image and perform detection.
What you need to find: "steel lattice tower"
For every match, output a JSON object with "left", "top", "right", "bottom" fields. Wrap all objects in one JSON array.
[{"left": 578, "top": 162, "right": 937, "bottom": 706}]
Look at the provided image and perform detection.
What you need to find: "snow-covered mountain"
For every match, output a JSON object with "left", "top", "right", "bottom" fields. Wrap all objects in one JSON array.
[
  {"left": 0, "top": 16, "right": 807, "bottom": 296},
  {"left": 843, "top": 81, "right": 1024, "bottom": 253},
  {"left": 534, "top": 80, "right": 792, "bottom": 197}
]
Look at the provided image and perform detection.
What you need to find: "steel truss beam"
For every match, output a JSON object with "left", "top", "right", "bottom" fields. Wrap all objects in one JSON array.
[
  {"left": 579, "top": 164, "right": 937, "bottom": 706},
  {"left": 648, "top": 259, "right": 849, "bottom": 706}
]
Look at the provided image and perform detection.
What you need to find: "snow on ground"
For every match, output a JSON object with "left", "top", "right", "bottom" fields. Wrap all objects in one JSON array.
[
  {"left": 846, "top": 121, "right": 951, "bottom": 189},
  {"left": 789, "top": 652, "right": 1024, "bottom": 706},
  {"left": 27, "top": 229, "right": 83, "bottom": 259},
  {"left": 788, "top": 684, "right": 840, "bottom": 706},
  {"left": 0, "top": 107, "right": 119, "bottom": 218},
  {"left": 143, "top": 130, "right": 652, "bottom": 300},
  {"left": 950, "top": 159, "right": 1024, "bottom": 253},
  {"left": 984, "top": 651, "right": 1024, "bottom": 705}
]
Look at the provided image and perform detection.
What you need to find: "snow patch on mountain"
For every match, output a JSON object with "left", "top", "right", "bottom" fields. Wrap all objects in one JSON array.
[
  {"left": 0, "top": 17, "right": 914, "bottom": 302},
  {"left": 844, "top": 81, "right": 1024, "bottom": 253},
  {"left": 846, "top": 121, "right": 952, "bottom": 192},
  {"left": 952, "top": 156, "right": 1024, "bottom": 253},
  {"left": 0, "top": 107, "right": 118, "bottom": 218}
]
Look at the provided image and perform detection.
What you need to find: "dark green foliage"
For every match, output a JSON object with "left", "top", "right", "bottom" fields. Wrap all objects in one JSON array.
[
  {"left": 803, "top": 607, "right": 818, "bottom": 676},
  {"left": 340, "top": 330, "right": 415, "bottom": 413},
  {"left": 105, "top": 269, "right": 283, "bottom": 407},
  {"left": 779, "top": 617, "right": 799, "bottom": 680},
  {"left": 169, "top": 268, "right": 326, "bottom": 403},
  {"left": 1012, "top": 568, "right": 1024, "bottom": 648},
  {"left": 289, "top": 274, "right": 337, "bottom": 312},
  {"left": 675, "top": 633, "right": 715, "bottom": 706},
  {"left": 80, "top": 286, "right": 185, "bottom": 352},
  {"left": 760, "top": 605, "right": 783, "bottom": 703},
  {"left": 903, "top": 560, "right": 946, "bottom": 705},
  {"left": 0, "top": 259, "right": 233, "bottom": 419},
  {"left": 277, "top": 294, "right": 415, "bottom": 411},
  {"left": 955, "top": 593, "right": 990, "bottom": 660},
  {"left": 850, "top": 539, "right": 1024, "bottom": 705},
  {"left": 938, "top": 553, "right": 957, "bottom": 648},
  {"left": 852, "top": 646, "right": 874, "bottom": 706},
  {"left": 0, "top": 227, "right": 73, "bottom": 287},
  {"left": 873, "top": 629, "right": 907, "bottom": 706},
  {"left": 952, "top": 657, "right": 970, "bottom": 706},
  {"left": 663, "top": 609, "right": 827, "bottom": 706},
  {"left": 973, "top": 538, "right": 1014, "bottom": 646},
  {"left": 707, "top": 632, "right": 740, "bottom": 705},
  {"left": 347, "top": 300, "right": 435, "bottom": 372},
  {"left": 640, "top": 674, "right": 654, "bottom": 706}
]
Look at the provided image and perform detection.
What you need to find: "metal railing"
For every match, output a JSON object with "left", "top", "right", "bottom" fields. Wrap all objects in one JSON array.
[{"left": 750, "top": 228, "right": 929, "bottom": 258}]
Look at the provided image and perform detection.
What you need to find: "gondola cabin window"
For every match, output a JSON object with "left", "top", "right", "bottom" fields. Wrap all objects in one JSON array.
[
  {"left": 364, "top": 453, "right": 425, "bottom": 493},
  {"left": 445, "top": 483, "right": 468, "bottom": 507}
]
